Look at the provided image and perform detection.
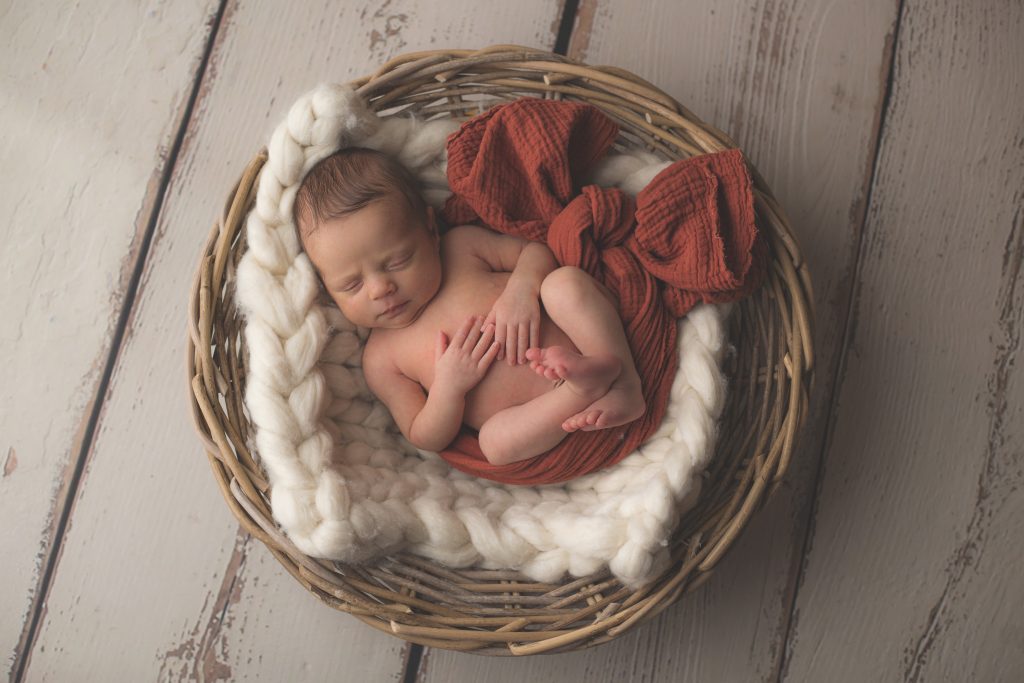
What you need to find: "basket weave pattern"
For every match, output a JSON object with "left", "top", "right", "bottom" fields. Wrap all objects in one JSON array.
[{"left": 187, "top": 45, "right": 814, "bottom": 655}]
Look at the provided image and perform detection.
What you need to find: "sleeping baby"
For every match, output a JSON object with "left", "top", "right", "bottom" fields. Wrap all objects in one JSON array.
[{"left": 294, "top": 147, "right": 645, "bottom": 466}]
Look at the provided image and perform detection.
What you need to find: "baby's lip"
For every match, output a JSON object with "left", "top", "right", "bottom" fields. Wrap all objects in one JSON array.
[{"left": 381, "top": 301, "right": 408, "bottom": 317}]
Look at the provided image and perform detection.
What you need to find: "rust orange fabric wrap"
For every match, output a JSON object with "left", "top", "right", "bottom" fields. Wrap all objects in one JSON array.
[{"left": 436, "top": 98, "right": 767, "bottom": 485}]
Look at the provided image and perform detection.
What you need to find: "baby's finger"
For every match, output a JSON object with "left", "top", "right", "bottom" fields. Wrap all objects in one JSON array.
[
  {"left": 505, "top": 327, "right": 517, "bottom": 366},
  {"left": 436, "top": 330, "right": 448, "bottom": 359},
  {"left": 452, "top": 315, "right": 475, "bottom": 347},
  {"left": 471, "top": 324, "right": 495, "bottom": 360},
  {"left": 495, "top": 322, "right": 507, "bottom": 361},
  {"left": 530, "top": 319, "right": 539, "bottom": 352},
  {"left": 517, "top": 324, "right": 529, "bottom": 364},
  {"left": 479, "top": 339, "right": 501, "bottom": 368},
  {"left": 463, "top": 316, "right": 483, "bottom": 349}
]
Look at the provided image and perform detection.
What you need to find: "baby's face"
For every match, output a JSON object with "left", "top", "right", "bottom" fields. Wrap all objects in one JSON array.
[{"left": 303, "top": 195, "right": 442, "bottom": 329}]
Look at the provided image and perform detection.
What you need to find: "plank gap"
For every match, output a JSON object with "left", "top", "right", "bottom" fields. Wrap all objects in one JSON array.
[
  {"left": 10, "top": 1, "right": 232, "bottom": 680},
  {"left": 772, "top": 0, "right": 909, "bottom": 681},
  {"left": 402, "top": 643, "right": 425, "bottom": 683},
  {"left": 553, "top": 0, "right": 581, "bottom": 55}
]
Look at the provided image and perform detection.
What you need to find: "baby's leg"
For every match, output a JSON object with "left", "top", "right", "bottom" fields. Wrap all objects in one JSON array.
[
  {"left": 527, "top": 266, "right": 645, "bottom": 432},
  {"left": 477, "top": 356, "right": 620, "bottom": 465}
]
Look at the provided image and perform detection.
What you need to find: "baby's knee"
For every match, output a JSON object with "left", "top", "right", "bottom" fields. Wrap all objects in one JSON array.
[
  {"left": 540, "top": 266, "right": 592, "bottom": 306},
  {"left": 541, "top": 266, "right": 617, "bottom": 312},
  {"left": 478, "top": 421, "right": 515, "bottom": 466}
]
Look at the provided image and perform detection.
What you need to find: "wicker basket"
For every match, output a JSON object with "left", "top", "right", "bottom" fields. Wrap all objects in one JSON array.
[{"left": 186, "top": 45, "right": 814, "bottom": 655}]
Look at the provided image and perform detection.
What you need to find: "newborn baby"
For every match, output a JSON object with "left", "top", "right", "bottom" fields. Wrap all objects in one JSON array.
[{"left": 294, "top": 148, "right": 645, "bottom": 466}]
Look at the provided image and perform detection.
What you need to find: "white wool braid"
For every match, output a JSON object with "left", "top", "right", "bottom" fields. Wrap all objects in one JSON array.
[{"left": 235, "top": 83, "right": 732, "bottom": 588}]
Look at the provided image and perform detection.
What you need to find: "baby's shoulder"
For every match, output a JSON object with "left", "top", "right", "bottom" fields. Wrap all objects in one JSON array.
[
  {"left": 442, "top": 224, "right": 494, "bottom": 250},
  {"left": 363, "top": 326, "right": 424, "bottom": 384},
  {"left": 441, "top": 224, "right": 493, "bottom": 267},
  {"left": 362, "top": 330, "right": 398, "bottom": 378},
  {"left": 442, "top": 223, "right": 490, "bottom": 242}
]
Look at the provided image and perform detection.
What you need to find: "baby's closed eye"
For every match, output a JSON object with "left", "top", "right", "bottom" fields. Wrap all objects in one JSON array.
[{"left": 339, "top": 280, "right": 362, "bottom": 292}]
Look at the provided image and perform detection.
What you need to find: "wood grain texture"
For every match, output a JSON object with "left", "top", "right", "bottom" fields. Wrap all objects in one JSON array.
[
  {"left": 423, "top": 0, "right": 898, "bottom": 677},
  {"left": 0, "top": 0, "right": 221, "bottom": 677},
  {"left": 781, "top": 1, "right": 1024, "bottom": 680},
  {"left": 21, "top": 0, "right": 564, "bottom": 680}
]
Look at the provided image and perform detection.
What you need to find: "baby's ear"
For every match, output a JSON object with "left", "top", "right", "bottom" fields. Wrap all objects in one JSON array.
[{"left": 425, "top": 206, "right": 440, "bottom": 243}]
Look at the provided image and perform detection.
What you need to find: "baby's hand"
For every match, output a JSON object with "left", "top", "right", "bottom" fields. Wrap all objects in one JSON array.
[
  {"left": 433, "top": 315, "right": 501, "bottom": 395},
  {"left": 485, "top": 283, "right": 541, "bottom": 366}
]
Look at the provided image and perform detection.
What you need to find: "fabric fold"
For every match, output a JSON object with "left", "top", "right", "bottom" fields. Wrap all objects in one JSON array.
[{"left": 437, "top": 98, "right": 766, "bottom": 485}]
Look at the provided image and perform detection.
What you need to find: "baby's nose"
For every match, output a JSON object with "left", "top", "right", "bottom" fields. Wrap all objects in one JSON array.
[{"left": 368, "top": 277, "right": 396, "bottom": 299}]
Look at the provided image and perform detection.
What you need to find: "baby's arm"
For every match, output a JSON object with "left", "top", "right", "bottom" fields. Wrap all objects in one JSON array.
[
  {"left": 361, "top": 344, "right": 432, "bottom": 446},
  {"left": 408, "top": 385, "right": 468, "bottom": 452},
  {"left": 506, "top": 241, "right": 560, "bottom": 291},
  {"left": 454, "top": 224, "right": 558, "bottom": 291},
  {"left": 448, "top": 225, "right": 559, "bottom": 364},
  {"left": 363, "top": 316, "right": 500, "bottom": 452},
  {"left": 491, "top": 239, "right": 559, "bottom": 364}
]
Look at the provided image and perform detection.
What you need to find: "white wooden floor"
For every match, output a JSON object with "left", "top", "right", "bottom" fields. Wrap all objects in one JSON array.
[{"left": 3, "top": 0, "right": 1022, "bottom": 680}]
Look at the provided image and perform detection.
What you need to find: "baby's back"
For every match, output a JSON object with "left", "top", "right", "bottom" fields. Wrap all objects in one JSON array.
[{"left": 366, "top": 229, "right": 578, "bottom": 430}]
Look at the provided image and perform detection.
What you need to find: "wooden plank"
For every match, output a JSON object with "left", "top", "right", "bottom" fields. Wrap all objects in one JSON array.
[
  {"left": 22, "top": 1, "right": 565, "bottom": 680},
  {"left": 781, "top": 1, "right": 1024, "bottom": 680},
  {"left": 0, "top": 1, "right": 221, "bottom": 678},
  {"left": 421, "top": 0, "right": 899, "bottom": 678},
  {"left": 156, "top": 533, "right": 406, "bottom": 682}
]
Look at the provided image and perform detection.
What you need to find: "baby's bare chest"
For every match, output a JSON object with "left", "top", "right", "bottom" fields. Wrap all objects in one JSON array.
[
  {"left": 367, "top": 263, "right": 575, "bottom": 430},
  {"left": 390, "top": 267, "right": 510, "bottom": 387}
]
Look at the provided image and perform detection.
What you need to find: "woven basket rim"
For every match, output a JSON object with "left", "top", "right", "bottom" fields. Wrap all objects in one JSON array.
[{"left": 186, "top": 44, "right": 815, "bottom": 656}]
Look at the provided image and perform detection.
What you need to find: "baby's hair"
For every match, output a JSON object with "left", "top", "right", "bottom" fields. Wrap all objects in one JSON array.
[{"left": 293, "top": 147, "right": 427, "bottom": 244}]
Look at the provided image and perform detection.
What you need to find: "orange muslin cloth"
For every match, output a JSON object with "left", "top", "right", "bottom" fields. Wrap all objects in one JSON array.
[{"left": 436, "top": 98, "right": 767, "bottom": 485}]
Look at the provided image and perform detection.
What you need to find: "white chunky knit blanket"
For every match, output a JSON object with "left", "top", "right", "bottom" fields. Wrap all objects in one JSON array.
[{"left": 236, "top": 84, "right": 732, "bottom": 587}]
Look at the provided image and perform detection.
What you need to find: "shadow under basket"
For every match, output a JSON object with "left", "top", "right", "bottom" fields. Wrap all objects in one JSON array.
[{"left": 186, "top": 45, "right": 815, "bottom": 656}]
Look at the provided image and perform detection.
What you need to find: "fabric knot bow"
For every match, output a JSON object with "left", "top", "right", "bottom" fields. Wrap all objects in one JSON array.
[{"left": 438, "top": 98, "right": 767, "bottom": 485}]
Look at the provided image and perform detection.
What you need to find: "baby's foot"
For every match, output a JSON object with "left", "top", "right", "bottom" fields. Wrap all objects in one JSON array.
[
  {"left": 525, "top": 346, "right": 621, "bottom": 401},
  {"left": 562, "top": 370, "right": 646, "bottom": 433}
]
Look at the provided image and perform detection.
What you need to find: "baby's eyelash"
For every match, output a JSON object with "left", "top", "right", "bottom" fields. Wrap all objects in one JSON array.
[
  {"left": 335, "top": 252, "right": 411, "bottom": 292},
  {"left": 387, "top": 255, "right": 412, "bottom": 270}
]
